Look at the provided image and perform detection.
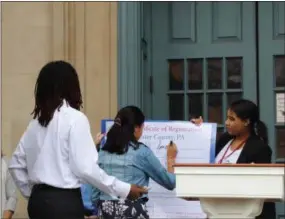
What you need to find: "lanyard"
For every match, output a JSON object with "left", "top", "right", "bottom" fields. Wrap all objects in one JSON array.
[{"left": 218, "top": 139, "right": 246, "bottom": 164}]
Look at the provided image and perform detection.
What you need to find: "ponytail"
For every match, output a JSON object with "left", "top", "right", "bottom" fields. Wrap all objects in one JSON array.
[
  {"left": 103, "top": 118, "right": 135, "bottom": 154},
  {"left": 254, "top": 120, "right": 268, "bottom": 144},
  {"left": 102, "top": 106, "right": 145, "bottom": 154}
]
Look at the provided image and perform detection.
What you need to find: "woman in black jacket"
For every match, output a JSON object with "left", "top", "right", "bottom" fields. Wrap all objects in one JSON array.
[{"left": 192, "top": 99, "right": 276, "bottom": 219}]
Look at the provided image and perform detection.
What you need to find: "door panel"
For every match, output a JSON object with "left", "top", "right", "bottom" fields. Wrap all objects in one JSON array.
[
  {"left": 150, "top": 2, "right": 257, "bottom": 133},
  {"left": 146, "top": 3, "right": 284, "bottom": 217},
  {"left": 258, "top": 2, "right": 285, "bottom": 218}
]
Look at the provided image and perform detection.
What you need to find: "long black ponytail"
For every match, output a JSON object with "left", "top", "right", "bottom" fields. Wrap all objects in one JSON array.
[
  {"left": 254, "top": 120, "right": 268, "bottom": 144},
  {"left": 102, "top": 106, "right": 145, "bottom": 154}
]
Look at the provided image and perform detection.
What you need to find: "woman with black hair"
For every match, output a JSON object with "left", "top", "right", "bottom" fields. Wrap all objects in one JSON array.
[
  {"left": 8, "top": 61, "right": 147, "bottom": 219},
  {"left": 192, "top": 99, "right": 276, "bottom": 219},
  {"left": 91, "top": 105, "right": 177, "bottom": 219}
]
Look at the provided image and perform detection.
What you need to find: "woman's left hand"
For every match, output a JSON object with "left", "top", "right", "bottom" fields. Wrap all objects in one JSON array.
[{"left": 190, "top": 116, "right": 203, "bottom": 126}]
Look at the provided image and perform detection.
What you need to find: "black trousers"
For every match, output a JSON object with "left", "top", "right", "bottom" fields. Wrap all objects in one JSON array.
[
  {"left": 28, "top": 184, "right": 85, "bottom": 219},
  {"left": 256, "top": 202, "right": 276, "bottom": 219}
]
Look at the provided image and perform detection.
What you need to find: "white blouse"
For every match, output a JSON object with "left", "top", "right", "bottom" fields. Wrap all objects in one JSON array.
[
  {"left": 215, "top": 140, "right": 244, "bottom": 164},
  {"left": 9, "top": 100, "right": 130, "bottom": 200},
  {"left": 1, "top": 157, "right": 18, "bottom": 217}
]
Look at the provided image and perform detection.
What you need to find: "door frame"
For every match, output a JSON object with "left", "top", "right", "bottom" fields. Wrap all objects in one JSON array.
[
  {"left": 117, "top": 2, "right": 144, "bottom": 109},
  {"left": 117, "top": 2, "right": 155, "bottom": 118}
]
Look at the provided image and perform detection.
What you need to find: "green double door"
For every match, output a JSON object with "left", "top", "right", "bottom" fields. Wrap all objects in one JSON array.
[{"left": 143, "top": 2, "right": 285, "bottom": 218}]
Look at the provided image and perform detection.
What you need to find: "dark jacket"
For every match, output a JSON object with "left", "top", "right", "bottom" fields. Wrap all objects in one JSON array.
[{"left": 216, "top": 133, "right": 276, "bottom": 219}]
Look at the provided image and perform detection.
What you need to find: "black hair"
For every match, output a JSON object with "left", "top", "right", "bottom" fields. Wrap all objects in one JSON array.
[
  {"left": 102, "top": 106, "right": 145, "bottom": 154},
  {"left": 32, "top": 60, "right": 83, "bottom": 127},
  {"left": 229, "top": 99, "right": 268, "bottom": 144}
]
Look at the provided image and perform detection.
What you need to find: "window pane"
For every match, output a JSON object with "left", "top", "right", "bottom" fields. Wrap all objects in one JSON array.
[
  {"left": 227, "top": 92, "right": 242, "bottom": 106},
  {"left": 188, "top": 59, "right": 203, "bottom": 90},
  {"left": 208, "top": 93, "right": 223, "bottom": 124},
  {"left": 274, "top": 56, "right": 285, "bottom": 87},
  {"left": 276, "top": 93, "right": 285, "bottom": 124},
  {"left": 276, "top": 127, "right": 285, "bottom": 159},
  {"left": 227, "top": 57, "right": 242, "bottom": 89},
  {"left": 169, "top": 59, "right": 184, "bottom": 90},
  {"left": 207, "top": 58, "right": 222, "bottom": 89},
  {"left": 188, "top": 94, "right": 203, "bottom": 120},
  {"left": 169, "top": 94, "right": 184, "bottom": 120}
]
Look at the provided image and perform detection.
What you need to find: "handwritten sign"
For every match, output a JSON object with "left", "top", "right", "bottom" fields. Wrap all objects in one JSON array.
[
  {"left": 101, "top": 120, "right": 217, "bottom": 218},
  {"left": 276, "top": 93, "right": 285, "bottom": 123}
]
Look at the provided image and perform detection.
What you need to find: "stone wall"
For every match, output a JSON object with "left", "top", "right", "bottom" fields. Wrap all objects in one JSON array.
[{"left": 1, "top": 2, "right": 118, "bottom": 217}]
